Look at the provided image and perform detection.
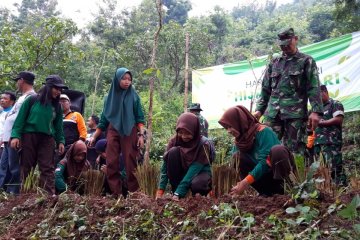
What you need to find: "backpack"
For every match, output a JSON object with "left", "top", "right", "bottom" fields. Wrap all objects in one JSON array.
[
  {"left": 195, "top": 136, "right": 216, "bottom": 164},
  {"left": 25, "top": 94, "right": 61, "bottom": 120}
]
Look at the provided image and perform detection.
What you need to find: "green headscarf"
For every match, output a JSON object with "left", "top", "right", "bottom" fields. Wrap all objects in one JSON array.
[{"left": 103, "top": 67, "right": 137, "bottom": 136}]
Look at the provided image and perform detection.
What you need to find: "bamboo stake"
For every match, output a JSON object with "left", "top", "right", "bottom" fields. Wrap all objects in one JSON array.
[
  {"left": 91, "top": 52, "right": 106, "bottom": 115},
  {"left": 183, "top": 32, "right": 189, "bottom": 112},
  {"left": 144, "top": 0, "right": 163, "bottom": 164}
]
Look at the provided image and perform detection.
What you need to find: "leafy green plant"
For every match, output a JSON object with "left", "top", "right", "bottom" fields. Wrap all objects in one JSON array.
[
  {"left": 338, "top": 194, "right": 360, "bottom": 220},
  {"left": 285, "top": 204, "right": 319, "bottom": 226}
]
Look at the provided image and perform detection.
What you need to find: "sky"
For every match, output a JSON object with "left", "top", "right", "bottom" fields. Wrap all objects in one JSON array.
[{"left": 1, "top": 0, "right": 294, "bottom": 28}]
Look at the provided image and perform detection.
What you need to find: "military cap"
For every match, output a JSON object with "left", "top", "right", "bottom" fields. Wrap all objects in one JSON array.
[
  {"left": 277, "top": 28, "right": 295, "bottom": 46},
  {"left": 188, "top": 103, "right": 203, "bottom": 111}
]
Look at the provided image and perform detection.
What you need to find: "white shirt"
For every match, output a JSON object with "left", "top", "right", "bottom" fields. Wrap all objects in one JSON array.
[
  {"left": 0, "top": 108, "right": 12, "bottom": 146},
  {"left": 0, "top": 90, "right": 36, "bottom": 142}
]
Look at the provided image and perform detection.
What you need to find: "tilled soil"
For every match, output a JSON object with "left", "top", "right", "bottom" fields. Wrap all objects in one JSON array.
[{"left": 0, "top": 190, "right": 358, "bottom": 239}]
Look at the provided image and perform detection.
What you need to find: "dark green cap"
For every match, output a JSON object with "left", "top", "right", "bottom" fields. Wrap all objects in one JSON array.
[
  {"left": 277, "top": 28, "right": 295, "bottom": 45},
  {"left": 188, "top": 103, "right": 202, "bottom": 111}
]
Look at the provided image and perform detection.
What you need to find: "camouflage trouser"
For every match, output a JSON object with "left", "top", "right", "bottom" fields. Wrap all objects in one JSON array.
[
  {"left": 263, "top": 116, "right": 306, "bottom": 154},
  {"left": 314, "top": 144, "right": 346, "bottom": 185}
]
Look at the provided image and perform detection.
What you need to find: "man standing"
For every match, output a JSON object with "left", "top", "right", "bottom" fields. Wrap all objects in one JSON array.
[
  {"left": 0, "top": 91, "right": 16, "bottom": 157},
  {"left": 188, "top": 103, "right": 209, "bottom": 137},
  {"left": 314, "top": 85, "right": 345, "bottom": 185},
  {"left": 254, "top": 28, "right": 323, "bottom": 154},
  {"left": 0, "top": 71, "right": 36, "bottom": 194},
  {"left": 59, "top": 94, "right": 87, "bottom": 158}
]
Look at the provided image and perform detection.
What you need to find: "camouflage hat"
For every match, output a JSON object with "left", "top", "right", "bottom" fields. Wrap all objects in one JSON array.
[
  {"left": 277, "top": 28, "right": 295, "bottom": 46},
  {"left": 188, "top": 103, "right": 202, "bottom": 111}
]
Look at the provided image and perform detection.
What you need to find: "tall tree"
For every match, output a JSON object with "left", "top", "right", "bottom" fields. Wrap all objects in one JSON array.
[
  {"left": 334, "top": 0, "right": 360, "bottom": 33},
  {"left": 163, "top": 0, "right": 192, "bottom": 25}
]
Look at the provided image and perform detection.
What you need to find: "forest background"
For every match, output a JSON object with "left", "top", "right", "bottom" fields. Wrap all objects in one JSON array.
[{"left": 0, "top": 0, "right": 359, "bottom": 170}]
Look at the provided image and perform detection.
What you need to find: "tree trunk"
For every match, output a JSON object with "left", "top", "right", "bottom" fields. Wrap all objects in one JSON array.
[
  {"left": 183, "top": 32, "right": 189, "bottom": 112},
  {"left": 144, "top": 0, "right": 163, "bottom": 164}
]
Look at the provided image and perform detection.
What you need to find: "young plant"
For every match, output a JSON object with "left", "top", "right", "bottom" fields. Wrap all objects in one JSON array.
[
  {"left": 81, "top": 169, "right": 105, "bottom": 195},
  {"left": 22, "top": 167, "right": 39, "bottom": 193},
  {"left": 134, "top": 161, "right": 160, "bottom": 198}
]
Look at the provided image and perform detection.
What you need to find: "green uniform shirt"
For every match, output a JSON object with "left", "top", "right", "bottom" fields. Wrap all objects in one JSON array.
[
  {"left": 55, "top": 163, "right": 67, "bottom": 193},
  {"left": 194, "top": 112, "right": 209, "bottom": 137},
  {"left": 158, "top": 161, "right": 211, "bottom": 198},
  {"left": 11, "top": 97, "right": 65, "bottom": 145},
  {"left": 256, "top": 51, "right": 323, "bottom": 119},
  {"left": 315, "top": 98, "right": 344, "bottom": 146},
  {"left": 97, "top": 94, "right": 145, "bottom": 131},
  {"left": 233, "top": 127, "right": 281, "bottom": 181}
]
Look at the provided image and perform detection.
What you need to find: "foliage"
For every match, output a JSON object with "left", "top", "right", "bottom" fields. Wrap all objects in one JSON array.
[
  {"left": 334, "top": 0, "right": 360, "bottom": 33},
  {"left": 338, "top": 194, "right": 360, "bottom": 220},
  {"left": 163, "top": 0, "right": 192, "bottom": 25}
]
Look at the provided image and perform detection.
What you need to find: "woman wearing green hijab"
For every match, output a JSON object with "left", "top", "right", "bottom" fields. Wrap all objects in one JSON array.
[{"left": 90, "top": 68, "right": 145, "bottom": 196}]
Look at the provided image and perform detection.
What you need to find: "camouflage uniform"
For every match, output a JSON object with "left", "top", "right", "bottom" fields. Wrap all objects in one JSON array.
[
  {"left": 314, "top": 98, "right": 345, "bottom": 184},
  {"left": 194, "top": 112, "right": 209, "bottom": 137},
  {"left": 256, "top": 51, "right": 323, "bottom": 154}
]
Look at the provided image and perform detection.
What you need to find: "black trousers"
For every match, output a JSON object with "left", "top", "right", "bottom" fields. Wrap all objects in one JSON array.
[
  {"left": 165, "top": 147, "right": 211, "bottom": 196},
  {"left": 237, "top": 145, "right": 295, "bottom": 196}
]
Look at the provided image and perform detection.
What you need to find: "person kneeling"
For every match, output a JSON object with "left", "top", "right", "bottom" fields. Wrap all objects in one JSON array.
[
  {"left": 156, "top": 112, "right": 212, "bottom": 201},
  {"left": 55, "top": 140, "right": 91, "bottom": 194},
  {"left": 219, "top": 105, "right": 296, "bottom": 196}
]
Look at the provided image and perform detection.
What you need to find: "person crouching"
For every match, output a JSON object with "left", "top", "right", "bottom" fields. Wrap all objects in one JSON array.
[
  {"left": 55, "top": 140, "right": 91, "bottom": 194},
  {"left": 156, "top": 112, "right": 212, "bottom": 201}
]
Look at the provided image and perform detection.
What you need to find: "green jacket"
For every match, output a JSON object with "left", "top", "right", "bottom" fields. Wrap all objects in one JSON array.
[
  {"left": 256, "top": 51, "right": 323, "bottom": 119},
  {"left": 158, "top": 161, "right": 211, "bottom": 198},
  {"left": 11, "top": 97, "right": 65, "bottom": 145}
]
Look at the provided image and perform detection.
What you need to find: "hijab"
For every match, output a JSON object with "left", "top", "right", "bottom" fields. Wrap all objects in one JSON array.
[
  {"left": 218, "top": 105, "right": 261, "bottom": 152},
  {"left": 167, "top": 112, "right": 209, "bottom": 168},
  {"left": 60, "top": 140, "right": 91, "bottom": 187},
  {"left": 103, "top": 67, "right": 138, "bottom": 136}
]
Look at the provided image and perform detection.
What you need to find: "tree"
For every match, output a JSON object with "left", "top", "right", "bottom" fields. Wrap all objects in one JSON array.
[
  {"left": 209, "top": 6, "right": 231, "bottom": 64},
  {"left": 13, "top": 0, "right": 60, "bottom": 28},
  {"left": 334, "top": 0, "right": 360, "bottom": 33},
  {"left": 0, "top": 17, "right": 78, "bottom": 90},
  {"left": 163, "top": 0, "right": 192, "bottom": 25},
  {"left": 308, "top": 3, "right": 336, "bottom": 41}
]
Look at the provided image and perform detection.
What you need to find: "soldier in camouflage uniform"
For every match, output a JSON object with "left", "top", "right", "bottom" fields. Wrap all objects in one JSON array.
[
  {"left": 188, "top": 103, "right": 209, "bottom": 137},
  {"left": 314, "top": 85, "right": 346, "bottom": 185},
  {"left": 254, "top": 28, "right": 323, "bottom": 154}
]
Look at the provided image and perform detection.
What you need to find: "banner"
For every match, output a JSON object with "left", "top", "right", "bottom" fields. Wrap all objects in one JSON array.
[{"left": 192, "top": 32, "right": 360, "bottom": 129}]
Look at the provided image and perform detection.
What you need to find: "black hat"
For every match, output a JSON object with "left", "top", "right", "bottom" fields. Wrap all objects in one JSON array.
[
  {"left": 188, "top": 103, "right": 203, "bottom": 111},
  {"left": 277, "top": 28, "right": 295, "bottom": 46},
  {"left": 12, "top": 71, "right": 35, "bottom": 85},
  {"left": 45, "top": 75, "right": 68, "bottom": 89}
]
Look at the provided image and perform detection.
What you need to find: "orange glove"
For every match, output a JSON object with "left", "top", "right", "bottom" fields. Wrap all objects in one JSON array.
[{"left": 156, "top": 189, "right": 164, "bottom": 199}]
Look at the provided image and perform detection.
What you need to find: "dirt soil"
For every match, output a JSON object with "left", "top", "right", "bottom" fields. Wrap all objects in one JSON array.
[{"left": 0, "top": 190, "right": 359, "bottom": 239}]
